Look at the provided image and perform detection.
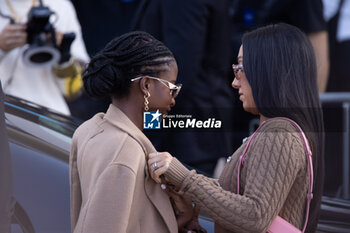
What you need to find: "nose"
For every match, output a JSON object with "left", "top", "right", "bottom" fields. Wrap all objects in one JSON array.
[
  {"left": 232, "top": 77, "right": 240, "bottom": 89},
  {"left": 170, "top": 97, "right": 176, "bottom": 107}
]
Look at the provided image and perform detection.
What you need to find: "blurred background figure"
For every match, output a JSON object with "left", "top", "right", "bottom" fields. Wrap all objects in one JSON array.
[
  {"left": 0, "top": 0, "right": 89, "bottom": 116},
  {"left": 72, "top": 0, "right": 140, "bottom": 56},
  {"left": 322, "top": 0, "right": 350, "bottom": 197},
  {"left": 131, "top": 0, "right": 235, "bottom": 176},
  {"left": 323, "top": 0, "right": 350, "bottom": 92},
  {"left": 70, "top": 0, "right": 140, "bottom": 120}
]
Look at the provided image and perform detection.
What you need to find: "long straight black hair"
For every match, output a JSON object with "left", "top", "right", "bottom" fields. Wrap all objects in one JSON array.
[{"left": 242, "top": 23, "right": 324, "bottom": 232}]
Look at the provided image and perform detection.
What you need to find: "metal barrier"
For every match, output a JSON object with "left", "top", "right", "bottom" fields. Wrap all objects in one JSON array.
[{"left": 320, "top": 92, "right": 350, "bottom": 200}]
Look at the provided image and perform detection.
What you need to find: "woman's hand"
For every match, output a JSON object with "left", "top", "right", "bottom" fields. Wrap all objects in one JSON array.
[
  {"left": 183, "top": 205, "right": 207, "bottom": 233},
  {"left": 148, "top": 152, "right": 173, "bottom": 183},
  {"left": 165, "top": 185, "right": 207, "bottom": 233},
  {"left": 164, "top": 185, "right": 195, "bottom": 230}
]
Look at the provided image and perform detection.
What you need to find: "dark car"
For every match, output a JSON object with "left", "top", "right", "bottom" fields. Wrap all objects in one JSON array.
[
  {"left": 1, "top": 94, "right": 350, "bottom": 232},
  {"left": 3, "top": 95, "right": 78, "bottom": 233}
]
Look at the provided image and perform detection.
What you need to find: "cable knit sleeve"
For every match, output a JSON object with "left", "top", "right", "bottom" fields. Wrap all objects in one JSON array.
[{"left": 165, "top": 124, "right": 306, "bottom": 233}]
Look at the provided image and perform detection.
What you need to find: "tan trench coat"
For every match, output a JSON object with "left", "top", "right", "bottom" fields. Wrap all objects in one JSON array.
[{"left": 70, "top": 104, "right": 178, "bottom": 233}]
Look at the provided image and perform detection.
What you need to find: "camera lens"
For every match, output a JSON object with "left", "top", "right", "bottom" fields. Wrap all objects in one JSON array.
[
  {"left": 30, "top": 52, "right": 53, "bottom": 63},
  {"left": 23, "top": 45, "right": 60, "bottom": 67}
]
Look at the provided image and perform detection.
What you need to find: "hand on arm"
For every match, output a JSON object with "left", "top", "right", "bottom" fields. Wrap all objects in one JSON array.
[
  {"left": 148, "top": 152, "right": 207, "bottom": 231},
  {"left": 164, "top": 185, "right": 194, "bottom": 229},
  {"left": 148, "top": 152, "right": 174, "bottom": 183},
  {"left": 163, "top": 175, "right": 207, "bottom": 233},
  {"left": 153, "top": 129, "right": 305, "bottom": 232},
  {"left": 147, "top": 128, "right": 305, "bottom": 232},
  {"left": 183, "top": 204, "right": 207, "bottom": 233}
]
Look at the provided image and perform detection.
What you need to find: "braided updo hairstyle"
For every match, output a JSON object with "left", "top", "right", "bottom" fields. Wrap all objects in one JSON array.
[{"left": 83, "top": 31, "right": 175, "bottom": 99}]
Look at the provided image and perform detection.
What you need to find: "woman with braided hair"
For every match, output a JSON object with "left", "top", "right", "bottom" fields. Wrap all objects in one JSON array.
[{"left": 69, "top": 31, "right": 195, "bottom": 233}]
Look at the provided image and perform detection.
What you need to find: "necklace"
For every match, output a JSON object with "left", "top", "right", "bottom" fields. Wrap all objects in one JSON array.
[{"left": 4, "top": 0, "right": 37, "bottom": 23}]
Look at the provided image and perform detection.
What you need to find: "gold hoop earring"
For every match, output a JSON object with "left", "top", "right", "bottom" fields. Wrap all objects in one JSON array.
[{"left": 144, "top": 91, "right": 150, "bottom": 111}]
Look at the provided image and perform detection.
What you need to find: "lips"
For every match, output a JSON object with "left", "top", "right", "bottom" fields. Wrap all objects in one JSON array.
[{"left": 162, "top": 107, "right": 171, "bottom": 115}]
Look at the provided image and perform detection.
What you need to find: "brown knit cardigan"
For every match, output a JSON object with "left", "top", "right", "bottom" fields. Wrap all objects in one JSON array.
[{"left": 165, "top": 119, "right": 309, "bottom": 233}]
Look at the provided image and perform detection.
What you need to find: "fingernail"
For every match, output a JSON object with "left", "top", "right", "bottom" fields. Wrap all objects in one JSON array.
[{"left": 161, "top": 184, "right": 166, "bottom": 190}]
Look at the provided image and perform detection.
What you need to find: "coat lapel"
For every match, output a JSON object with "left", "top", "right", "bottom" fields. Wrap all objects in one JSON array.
[{"left": 104, "top": 105, "right": 178, "bottom": 233}]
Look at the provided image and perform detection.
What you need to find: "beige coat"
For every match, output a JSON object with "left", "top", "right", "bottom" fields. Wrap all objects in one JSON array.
[{"left": 69, "top": 105, "right": 178, "bottom": 233}]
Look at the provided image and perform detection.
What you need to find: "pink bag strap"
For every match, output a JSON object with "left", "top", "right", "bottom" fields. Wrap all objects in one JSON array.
[{"left": 236, "top": 117, "right": 313, "bottom": 233}]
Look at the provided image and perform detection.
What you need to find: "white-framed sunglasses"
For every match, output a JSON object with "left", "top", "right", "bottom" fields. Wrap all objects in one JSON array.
[
  {"left": 232, "top": 64, "right": 244, "bottom": 75},
  {"left": 131, "top": 76, "right": 182, "bottom": 98}
]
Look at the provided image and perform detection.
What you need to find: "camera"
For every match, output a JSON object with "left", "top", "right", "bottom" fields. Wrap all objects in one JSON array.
[{"left": 23, "top": 6, "right": 60, "bottom": 67}]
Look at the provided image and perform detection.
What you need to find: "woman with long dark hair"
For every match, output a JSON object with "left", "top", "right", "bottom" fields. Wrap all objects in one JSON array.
[{"left": 148, "top": 23, "right": 324, "bottom": 233}]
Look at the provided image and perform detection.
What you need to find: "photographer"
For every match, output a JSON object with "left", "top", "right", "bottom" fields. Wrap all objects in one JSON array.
[{"left": 0, "top": 0, "right": 89, "bottom": 115}]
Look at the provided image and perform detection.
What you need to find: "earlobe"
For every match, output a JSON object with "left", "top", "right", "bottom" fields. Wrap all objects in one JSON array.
[
  {"left": 139, "top": 77, "right": 150, "bottom": 95},
  {"left": 137, "top": 77, "right": 152, "bottom": 111}
]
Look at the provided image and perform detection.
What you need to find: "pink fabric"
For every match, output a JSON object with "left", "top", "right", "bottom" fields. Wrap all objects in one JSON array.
[
  {"left": 236, "top": 117, "right": 313, "bottom": 233},
  {"left": 268, "top": 216, "right": 303, "bottom": 233}
]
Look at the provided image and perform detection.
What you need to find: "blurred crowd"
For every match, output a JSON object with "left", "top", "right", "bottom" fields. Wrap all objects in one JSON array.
[{"left": 0, "top": 0, "right": 349, "bottom": 178}]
